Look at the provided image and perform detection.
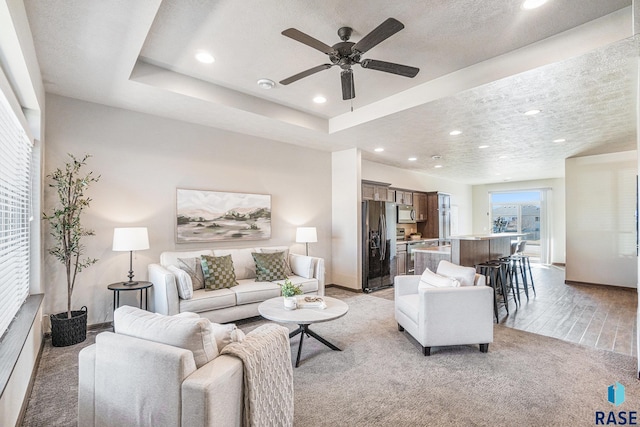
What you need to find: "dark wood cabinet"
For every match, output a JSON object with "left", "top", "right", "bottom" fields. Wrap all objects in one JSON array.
[
  {"left": 419, "top": 192, "right": 451, "bottom": 242},
  {"left": 396, "top": 243, "right": 407, "bottom": 275},
  {"left": 413, "top": 192, "right": 428, "bottom": 222}
]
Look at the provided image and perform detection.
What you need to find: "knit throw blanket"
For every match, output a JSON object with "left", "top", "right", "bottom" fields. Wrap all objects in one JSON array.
[{"left": 221, "top": 324, "right": 294, "bottom": 427}]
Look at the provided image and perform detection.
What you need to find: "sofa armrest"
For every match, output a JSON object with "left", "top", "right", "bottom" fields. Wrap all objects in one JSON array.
[
  {"left": 78, "top": 344, "right": 97, "bottom": 427},
  {"left": 148, "top": 263, "right": 180, "bottom": 315},
  {"left": 394, "top": 275, "right": 420, "bottom": 298},
  {"left": 182, "top": 355, "right": 244, "bottom": 427},
  {"left": 289, "top": 254, "right": 325, "bottom": 296},
  {"left": 312, "top": 256, "right": 325, "bottom": 296}
]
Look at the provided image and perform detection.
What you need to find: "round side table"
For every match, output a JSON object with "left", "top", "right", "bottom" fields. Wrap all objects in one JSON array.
[{"left": 107, "top": 281, "right": 153, "bottom": 312}]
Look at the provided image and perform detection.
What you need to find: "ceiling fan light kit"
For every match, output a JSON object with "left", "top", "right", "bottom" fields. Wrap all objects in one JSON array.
[{"left": 280, "top": 18, "right": 420, "bottom": 101}]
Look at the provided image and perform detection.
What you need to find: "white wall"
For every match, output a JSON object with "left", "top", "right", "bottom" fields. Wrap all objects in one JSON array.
[
  {"left": 566, "top": 151, "right": 637, "bottom": 287},
  {"left": 43, "top": 94, "right": 333, "bottom": 325},
  {"left": 472, "top": 178, "right": 566, "bottom": 264},
  {"left": 331, "top": 149, "right": 361, "bottom": 290},
  {"left": 361, "top": 160, "right": 474, "bottom": 235}
]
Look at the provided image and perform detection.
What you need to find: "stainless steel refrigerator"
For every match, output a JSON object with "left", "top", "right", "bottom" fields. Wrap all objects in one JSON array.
[{"left": 362, "top": 200, "right": 397, "bottom": 292}]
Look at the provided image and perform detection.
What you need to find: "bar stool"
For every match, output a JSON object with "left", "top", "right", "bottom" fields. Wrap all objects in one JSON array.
[
  {"left": 515, "top": 241, "right": 536, "bottom": 298},
  {"left": 476, "top": 261, "right": 509, "bottom": 323}
]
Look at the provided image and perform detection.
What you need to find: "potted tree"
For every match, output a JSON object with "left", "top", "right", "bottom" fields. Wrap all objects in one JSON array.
[{"left": 43, "top": 154, "right": 100, "bottom": 347}]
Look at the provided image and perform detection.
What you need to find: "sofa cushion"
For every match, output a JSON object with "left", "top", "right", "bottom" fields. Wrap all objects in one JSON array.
[
  {"left": 113, "top": 306, "right": 217, "bottom": 369},
  {"left": 161, "top": 249, "right": 213, "bottom": 268},
  {"left": 289, "top": 253, "right": 314, "bottom": 279},
  {"left": 233, "top": 279, "right": 281, "bottom": 305},
  {"left": 256, "top": 246, "right": 293, "bottom": 275},
  {"left": 436, "top": 260, "right": 477, "bottom": 287},
  {"left": 201, "top": 254, "right": 239, "bottom": 290},
  {"left": 167, "top": 265, "right": 193, "bottom": 300},
  {"left": 180, "top": 288, "right": 237, "bottom": 313},
  {"left": 252, "top": 252, "right": 288, "bottom": 281},
  {"left": 177, "top": 257, "right": 206, "bottom": 291},
  {"left": 213, "top": 248, "right": 257, "bottom": 280},
  {"left": 419, "top": 268, "right": 460, "bottom": 289},
  {"left": 396, "top": 294, "right": 420, "bottom": 324},
  {"left": 273, "top": 276, "right": 318, "bottom": 294}
]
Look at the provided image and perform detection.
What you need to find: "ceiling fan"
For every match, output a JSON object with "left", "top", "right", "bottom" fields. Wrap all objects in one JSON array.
[{"left": 279, "top": 18, "right": 420, "bottom": 100}]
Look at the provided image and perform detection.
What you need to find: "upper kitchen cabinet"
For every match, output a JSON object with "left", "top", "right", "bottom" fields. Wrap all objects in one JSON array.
[
  {"left": 362, "top": 180, "right": 394, "bottom": 202},
  {"left": 413, "top": 192, "right": 428, "bottom": 222},
  {"left": 394, "top": 190, "right": 413, "bottom": 206},
  {"left": 421, "top": 192, "right": 451, "bottom": 242}
]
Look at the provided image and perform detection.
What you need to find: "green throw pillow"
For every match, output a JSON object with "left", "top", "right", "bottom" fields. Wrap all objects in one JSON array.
[
  {"left": 252, "top": 252, "right": 288, "bottom": 282},
  {"left": 200, "top": 255, "right": 238, "bottom": 290}
]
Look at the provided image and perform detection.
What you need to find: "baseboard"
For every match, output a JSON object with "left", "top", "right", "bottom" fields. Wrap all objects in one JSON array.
[
  {"left": 552, "top": 262, "right": 566, "bottom": 267},
  {"left": 43, "top": 321, "right": 112, "bottom": 338},
  {"left": 325, "top": 283, "right": 362, "bottom": 293},
  {"left": 564, "top": 280, "right": 637, "bottom": 291}
]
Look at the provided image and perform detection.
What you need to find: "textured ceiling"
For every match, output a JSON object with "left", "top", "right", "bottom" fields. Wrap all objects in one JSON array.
[{"left": 23, "top": 0, "right": 637, "bottom": 184}]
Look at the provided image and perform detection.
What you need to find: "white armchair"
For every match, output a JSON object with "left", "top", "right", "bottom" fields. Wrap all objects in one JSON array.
[{"left": 394, "top": 261, "right": 494, "bottom": 356}]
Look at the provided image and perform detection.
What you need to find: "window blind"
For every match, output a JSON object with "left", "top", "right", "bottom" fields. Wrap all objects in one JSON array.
[{"left": 0, "top": 89, "right": 32, "bottom": 339}]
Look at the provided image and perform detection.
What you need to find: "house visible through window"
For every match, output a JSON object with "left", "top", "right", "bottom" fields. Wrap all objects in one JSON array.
[{"left": 0, "top": 88, "right": 33, "bottom": 339}]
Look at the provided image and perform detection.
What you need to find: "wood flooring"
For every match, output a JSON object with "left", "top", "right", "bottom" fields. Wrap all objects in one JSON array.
[{"left": 330, "top": 264, "right": 638, "bottom": 357}]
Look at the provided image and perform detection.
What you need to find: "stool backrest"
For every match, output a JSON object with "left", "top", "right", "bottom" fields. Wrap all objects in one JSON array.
[
  {"left": 516, "top": 240, "right": 527, "bottom": 254},
  {"left": 510, "top": 242, "right": 518, "bottom": 255}
]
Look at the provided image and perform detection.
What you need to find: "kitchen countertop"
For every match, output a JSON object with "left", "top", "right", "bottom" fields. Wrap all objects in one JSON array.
[
  {"left": 396, "top": 238, "right": 439, "bottom": 244},
  {"left": 450, "top": 233, "right": 525, "bottom": 240},
  {"left": 412, "top": 245, "right": 452, "bottom": 254}
]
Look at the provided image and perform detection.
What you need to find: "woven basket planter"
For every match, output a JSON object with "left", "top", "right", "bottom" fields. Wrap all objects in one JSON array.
[{"left": 50, "top": 306, "right": 88, "bottom": 347}]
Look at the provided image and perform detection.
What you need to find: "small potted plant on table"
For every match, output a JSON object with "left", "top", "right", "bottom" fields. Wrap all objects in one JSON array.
[{"left": 280, "top": 279, "right": 302, "bottom": 310}]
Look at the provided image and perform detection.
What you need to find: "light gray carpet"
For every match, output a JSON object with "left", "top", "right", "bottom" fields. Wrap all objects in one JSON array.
[{"left": 22, "top": 293, "right": 639, "bottom": 426}]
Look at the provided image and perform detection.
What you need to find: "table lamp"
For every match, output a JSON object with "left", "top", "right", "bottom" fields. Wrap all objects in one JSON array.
[
  {"left": 296, "top": 227, "right": 317, "bottom": 256},
  {"left": 112, "top": 227, "right": 149, "bottom": 285}
]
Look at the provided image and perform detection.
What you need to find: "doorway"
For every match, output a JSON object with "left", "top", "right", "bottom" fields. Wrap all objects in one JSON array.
[{"left": 490, "top": 190, "right": 550, "bottom": 264}]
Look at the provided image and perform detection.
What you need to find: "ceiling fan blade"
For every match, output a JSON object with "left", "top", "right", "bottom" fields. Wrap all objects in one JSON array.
[
  {"left": 352, "top": 18, "right": 404, "bottom": 54},
  {"left": 282, "top": 28, "right": 335, "bottom": 54},
  {"left": 360, "top": 59, "right": 419, "bottom": 78},
  {"left": 341, "top": 69, "right": 355, "bottom": 100},
  {"left": 279, "top": 64, "right": 332, "bottom": 85}
]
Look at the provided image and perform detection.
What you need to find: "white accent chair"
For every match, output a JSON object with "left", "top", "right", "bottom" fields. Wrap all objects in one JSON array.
[{"left": 394, "top": 260, "right": 494, "bottom": 356}]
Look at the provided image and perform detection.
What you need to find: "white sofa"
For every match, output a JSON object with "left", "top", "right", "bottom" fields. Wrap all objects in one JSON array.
[
  {"left": 394, "top": 260, "right": 494, "bottom": 356},
  {"left": 149, "top": 246, "right": 325, "bottom": 323}
]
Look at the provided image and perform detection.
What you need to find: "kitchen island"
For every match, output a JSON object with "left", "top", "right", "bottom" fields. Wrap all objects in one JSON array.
[
  {"left": 451, "top": 234, "right": 521, "bottom": 267},
  {"left": 412, "top": 234, "right": 521, "bottom": 274}
]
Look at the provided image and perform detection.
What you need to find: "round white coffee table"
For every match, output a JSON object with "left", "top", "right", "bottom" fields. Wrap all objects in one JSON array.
[{"left": 258, "top": 296, "right": 349, "bottom": 367}]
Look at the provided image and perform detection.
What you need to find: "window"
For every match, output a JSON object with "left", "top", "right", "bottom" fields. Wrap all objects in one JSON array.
[{"left": 0, "top": 89, "right": 33, "bottom": 339}]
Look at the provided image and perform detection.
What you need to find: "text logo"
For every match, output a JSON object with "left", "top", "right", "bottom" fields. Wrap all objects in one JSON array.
[{"left": 608, "top": 382, "right": 626, "bottom": 407}]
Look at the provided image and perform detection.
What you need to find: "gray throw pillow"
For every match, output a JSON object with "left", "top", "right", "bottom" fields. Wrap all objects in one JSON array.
[{"left": 177, "top": 257, "right": 205, "bottom": 291}]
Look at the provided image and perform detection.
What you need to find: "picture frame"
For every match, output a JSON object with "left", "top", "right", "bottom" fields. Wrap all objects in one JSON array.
[{"left": 176, "top": 188, "right": 271, "bottom": 243}]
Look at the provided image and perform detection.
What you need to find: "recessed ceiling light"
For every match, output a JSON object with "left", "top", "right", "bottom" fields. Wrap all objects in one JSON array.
[
  {"left": 553, "top": 138, "right": 566, "bottom": 143},
  {"left": 374, "top": 148, "right": 384, "bottom": 152},
  {"left": 522, "top": 0, "right": 548, "bottom": 10},
  {"left": 499, "top": 155, "right": 508, "bottom": 159},
  {"left": 524, "top": 109, "right": 541, "bottom": 116},
  {"left": 478, "top": 145, "right": 489, "bottom": 149},
  {"left": 449, "top": 130, "right": 462, "bottom": 136},
  {"left": 195, "top": 51, "right": 215, "bottom": 64},
  {"left": 431, "top": 155, "right": 442, "bottom": 160},
  {"left": 256, "top": 78, "right": 275, "bottom": 89},
  {"left": 408, "top": 157, "right": 417, "bottom": 161},
  {"left": 313, "top": 95, "right": 327, "bottom": 104},
  {"left": 434, "top": 165, "right": 443, "bottom": 169}
]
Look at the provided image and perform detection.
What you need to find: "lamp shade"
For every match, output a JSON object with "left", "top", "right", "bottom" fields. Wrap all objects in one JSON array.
[
  {"left": 112, "top": 227, "right": 149, "bottom": 251},
  {"left": 296, "top": 227, "right": 317, "bottom": 243}
]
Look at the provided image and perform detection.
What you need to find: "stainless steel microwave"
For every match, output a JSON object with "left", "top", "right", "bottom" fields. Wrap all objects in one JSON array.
[{"left": 397, "top": 205, "right": 416, "bottom": 224}]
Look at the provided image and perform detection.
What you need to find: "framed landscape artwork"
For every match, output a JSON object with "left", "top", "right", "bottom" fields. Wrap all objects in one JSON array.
[{"left": 176, "top": 189, "right": 271, "bottom": 243}]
